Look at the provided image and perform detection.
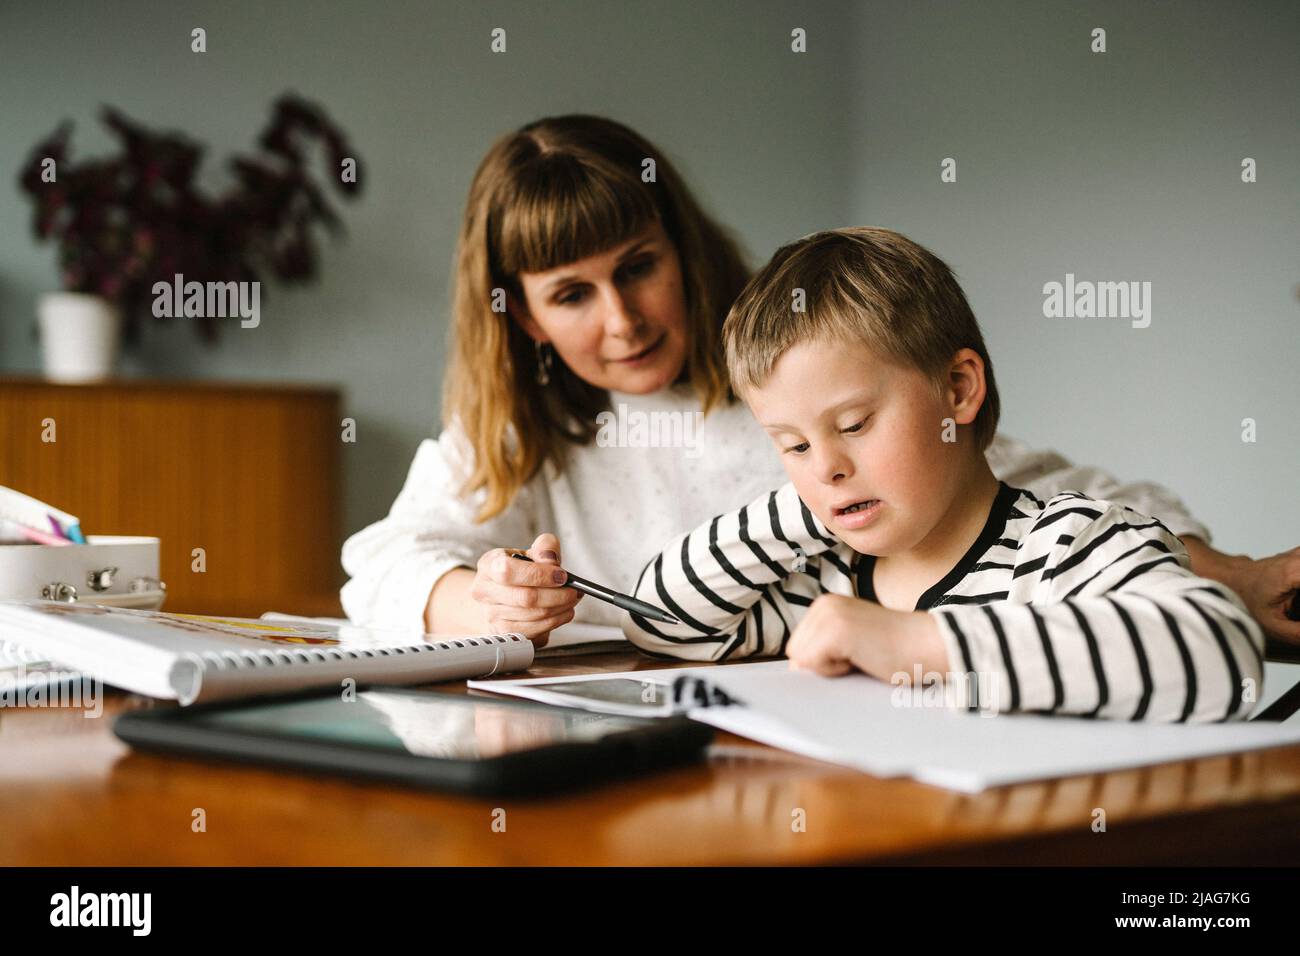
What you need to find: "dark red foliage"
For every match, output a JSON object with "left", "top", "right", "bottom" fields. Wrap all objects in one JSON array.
[{"left": 17, "top": 93, "right": 363, "bottom": 343}]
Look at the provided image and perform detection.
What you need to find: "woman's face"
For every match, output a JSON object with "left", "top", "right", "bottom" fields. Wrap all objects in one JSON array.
[{"left": 513, "top": 218, "right": 690, "bottom": 394}]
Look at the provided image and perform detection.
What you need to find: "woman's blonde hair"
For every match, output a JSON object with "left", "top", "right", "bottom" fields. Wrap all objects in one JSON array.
[{"left": 445, "top": 115, "right": 750, "bottom": 521}]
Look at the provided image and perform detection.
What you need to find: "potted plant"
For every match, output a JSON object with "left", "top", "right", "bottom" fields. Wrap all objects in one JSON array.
[{"left": 18, "top": 93, "right": 362, "bottom": 381}]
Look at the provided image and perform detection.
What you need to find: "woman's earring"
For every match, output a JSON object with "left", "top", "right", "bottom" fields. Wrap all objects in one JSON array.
[{"left": 535, "top": 340, "right": 554, "bottom": 386}]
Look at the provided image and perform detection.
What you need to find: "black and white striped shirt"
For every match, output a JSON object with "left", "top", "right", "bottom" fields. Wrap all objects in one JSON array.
[{"left": 622, "top": 482, "right": 1264, "bottom": 723}]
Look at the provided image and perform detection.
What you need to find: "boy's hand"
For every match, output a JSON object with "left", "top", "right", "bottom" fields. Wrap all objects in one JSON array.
[{"left": 786, "top": 594, "right": 947, "bottom": 679}]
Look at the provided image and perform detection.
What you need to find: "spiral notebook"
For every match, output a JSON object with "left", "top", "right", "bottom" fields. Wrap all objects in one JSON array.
[{"left": 0, "top": 600, "right": 534, "bottom": 705}]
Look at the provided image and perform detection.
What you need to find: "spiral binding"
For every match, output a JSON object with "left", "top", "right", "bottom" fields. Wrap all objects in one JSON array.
[{"left": 198, "top": 632, "right": 526, "bottom": 671}]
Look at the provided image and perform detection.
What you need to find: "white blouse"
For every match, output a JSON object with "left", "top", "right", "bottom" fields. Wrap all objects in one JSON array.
[{"left": 340, "top": 383, "right": 1211, "bottom": 634}]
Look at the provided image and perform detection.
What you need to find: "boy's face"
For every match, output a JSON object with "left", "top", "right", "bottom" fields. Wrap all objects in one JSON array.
[{"left": 746, "top": 336, "right": 973, "bottom": 557}]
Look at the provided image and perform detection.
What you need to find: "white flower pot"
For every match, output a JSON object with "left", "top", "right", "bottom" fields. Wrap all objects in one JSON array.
[{"left": 37, "top": 292, "right": 123, "bottom": 382}]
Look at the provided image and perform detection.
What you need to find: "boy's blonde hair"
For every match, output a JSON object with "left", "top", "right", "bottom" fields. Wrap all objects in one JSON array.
[{"left": 722, "top": 227, "right": 1000, "bottom": 450}]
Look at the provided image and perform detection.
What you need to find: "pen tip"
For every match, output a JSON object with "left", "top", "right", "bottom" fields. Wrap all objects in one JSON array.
[{"left": 664, "top": 614, "right": 681, "bottom": 626}]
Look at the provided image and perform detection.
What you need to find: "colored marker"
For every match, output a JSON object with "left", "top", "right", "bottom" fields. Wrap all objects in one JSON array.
[{"left": 20, "top": 523, "right": 72, "bottom": 547}]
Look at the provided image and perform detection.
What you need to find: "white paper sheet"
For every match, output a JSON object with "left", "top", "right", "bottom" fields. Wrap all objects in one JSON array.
[
  {"left": 692, "top": 661, "right": 1300, "bottom": 791},
  {"left": 479, "top": 658, "right": 1300, "bottom": 792}
]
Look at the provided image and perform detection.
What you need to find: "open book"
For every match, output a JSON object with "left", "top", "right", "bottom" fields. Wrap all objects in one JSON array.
[{"left": 0, "top": 600, "right": 534, "bottom": 705}]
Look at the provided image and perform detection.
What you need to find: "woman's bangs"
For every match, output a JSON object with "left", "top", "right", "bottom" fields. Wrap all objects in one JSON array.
[{"left": 494, "top": 155, "right": 659, "bottom": 277}]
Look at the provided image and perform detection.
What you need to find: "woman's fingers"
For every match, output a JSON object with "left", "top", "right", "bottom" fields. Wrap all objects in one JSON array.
[
  {"left": 501, "top": 600, "right": 579, "bottom": 622},
  {"left": 478, "top": 548, "right": 565, "bottom": 588},
  {"left": 495, "top": 608, "right": 576, "bottom": 634},
  {"left": 471, "top": 540, "right": 583, "bottom": 635},
  {"left": 529, "top": 532, "right": 562, "bottom": 566},
  {"left": 489, "top": 607, "right": 576, "bottom": 642},
  {"left": 1239, "top": 546, "right": 1300, "bottom": 644},
  {"left": 475, "top": 576, "right": 581, "bottom": 611}
]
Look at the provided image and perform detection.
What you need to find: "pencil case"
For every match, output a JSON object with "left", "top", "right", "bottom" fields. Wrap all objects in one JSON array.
[{"left": 0, "top": 535, "right": 166, "bottom": 610}]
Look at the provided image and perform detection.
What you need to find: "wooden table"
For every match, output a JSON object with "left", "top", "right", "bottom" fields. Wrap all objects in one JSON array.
[{"left": 5, "top": 649, "right": 1300, "bottom": 866}]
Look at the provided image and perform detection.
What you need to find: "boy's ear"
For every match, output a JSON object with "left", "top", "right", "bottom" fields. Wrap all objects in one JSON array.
[
  {"left": 506, "top": 291, "right": 546, "bottom": 343},
  {"left": 947, "top": 348, "right": 987, "bottom": 427}
]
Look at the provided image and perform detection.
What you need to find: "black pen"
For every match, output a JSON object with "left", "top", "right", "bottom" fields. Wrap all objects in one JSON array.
[{"left": 510, "top": 552, "right": 681, "bottom": 625}]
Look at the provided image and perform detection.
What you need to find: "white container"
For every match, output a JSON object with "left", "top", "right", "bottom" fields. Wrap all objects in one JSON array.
[
  {"left": 37, "top": 292, "right": 123, "bottom": 383},
  {"left": 0, "top": 535, "right": 165, "bottom": 609}
]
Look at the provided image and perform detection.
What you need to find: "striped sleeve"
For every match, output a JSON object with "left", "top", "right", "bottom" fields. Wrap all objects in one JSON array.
[
  {"left": 620, "top": 482, "right": 846, "bottom": 661},
  {"left": 931, "top": 495, "right": 1265, "bottom": 722}
]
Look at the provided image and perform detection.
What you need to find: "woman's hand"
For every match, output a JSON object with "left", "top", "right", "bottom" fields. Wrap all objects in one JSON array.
[
  {"left": 470, "top": 532, "right": 583, "bottom": 647},
  {"left": 1182, "top": 539, "right": 1300, "bottom": 646},
  {"left": 1226, "top": 546, "right": 1300, "bottom": 646}
]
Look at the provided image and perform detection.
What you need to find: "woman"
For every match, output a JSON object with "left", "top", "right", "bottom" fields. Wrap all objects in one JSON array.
[{"left": 341, "top": 115, "right": 1299, "bottom": 648}]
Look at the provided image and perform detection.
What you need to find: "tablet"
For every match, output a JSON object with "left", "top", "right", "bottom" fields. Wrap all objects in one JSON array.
[{"left": 113, "top": 686, "right": 714, "bottom": 796}]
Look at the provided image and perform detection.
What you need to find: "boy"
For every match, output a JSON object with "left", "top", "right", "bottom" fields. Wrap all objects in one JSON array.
[{"left": 621, "top": 227, "right": 1263, "bottom": 722}]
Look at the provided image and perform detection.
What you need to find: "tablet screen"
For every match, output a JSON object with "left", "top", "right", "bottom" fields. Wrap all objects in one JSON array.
[
  {"left": 192, "top": 689, "right": 651, "bottom": 760},
  {"left": 520, "top": 677, "right": 674, "bottom": 710}
]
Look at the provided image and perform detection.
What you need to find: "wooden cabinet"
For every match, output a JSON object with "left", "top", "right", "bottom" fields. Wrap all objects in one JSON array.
[{"left": 0, "top": 376, "right": 343, "bottom": 617}]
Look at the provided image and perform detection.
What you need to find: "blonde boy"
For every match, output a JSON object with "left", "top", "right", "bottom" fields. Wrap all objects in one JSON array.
[{"left": 622, "top": 228, "right": 1262, "bottom": 721}]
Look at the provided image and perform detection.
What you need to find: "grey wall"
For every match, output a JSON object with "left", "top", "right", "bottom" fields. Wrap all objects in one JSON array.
[
  {"left": 845, "top": 0, "right": 1298, "bottom": 556},
  {"left": 0, "top": 0, "right": 854, "bottom": 547},
  {"left": 1, "top": 1, "right": 1295, "bottom": 558}
]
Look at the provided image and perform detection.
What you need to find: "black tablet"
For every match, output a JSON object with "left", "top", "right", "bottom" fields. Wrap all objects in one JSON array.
[{"left": 113, "top": 686, "right": 714, "bottom": 797}]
